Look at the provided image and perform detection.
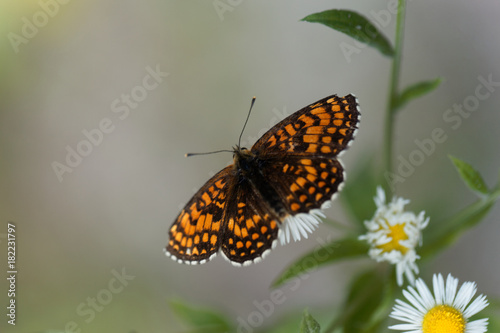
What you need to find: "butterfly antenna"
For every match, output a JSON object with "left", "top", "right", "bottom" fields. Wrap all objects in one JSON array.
[
  {"left": 186, "top": 97, "right": 256, "bottom": 157},
  {"left": 238, "top": 96, "right": 256, "bottom": 147},
  {"left": 185, "top": 149, "right": 232, "bottom": 158}
]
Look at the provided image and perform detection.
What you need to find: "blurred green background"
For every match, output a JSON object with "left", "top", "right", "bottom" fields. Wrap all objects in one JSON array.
[{"left": 1, "top": 1, "right": 499, "bottom": 332}]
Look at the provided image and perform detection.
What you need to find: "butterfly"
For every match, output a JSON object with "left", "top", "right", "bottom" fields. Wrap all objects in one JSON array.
[{"left": 165, "top": 94, "right": 360, "bottom": 266}]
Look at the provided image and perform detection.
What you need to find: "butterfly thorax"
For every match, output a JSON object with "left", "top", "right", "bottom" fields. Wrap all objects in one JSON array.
[
  {"left": 232, "top": 146, "right": 268, "bottom": 179},
  {"left": 232, "top": 146, "right": 257, "bottom": 173}
]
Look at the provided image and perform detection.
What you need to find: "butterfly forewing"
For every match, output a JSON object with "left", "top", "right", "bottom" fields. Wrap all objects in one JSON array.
[
  {"left": 252, "top": 94, "right": 359, "bottom": 157},
  {"left": 166, "top": 166, "right": 232, "bottom": 264}
]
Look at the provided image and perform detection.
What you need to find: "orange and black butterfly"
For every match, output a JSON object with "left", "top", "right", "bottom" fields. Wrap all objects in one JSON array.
[{"left": 165, "top": 94, "right": 360, "bottom": 266}]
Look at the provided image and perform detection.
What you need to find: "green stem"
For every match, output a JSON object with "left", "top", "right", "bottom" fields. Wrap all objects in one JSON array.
[{"left": 383, "top": 0, "right": 406, "bottom": 194}]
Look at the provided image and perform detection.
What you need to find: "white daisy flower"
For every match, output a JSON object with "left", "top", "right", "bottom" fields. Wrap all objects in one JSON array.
[
  {"left": 359, "top": 187, "right": 429, "bottom": 286},
  {"left": 389, "top": 273, "right": 489, "bottom": 333}
]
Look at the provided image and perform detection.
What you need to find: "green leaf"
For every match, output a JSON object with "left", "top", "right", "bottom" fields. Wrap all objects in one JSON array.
[
  {"left": 449, "top": 155, "right": 489, "bottom": 195},
  {"left": 421, "top": 186, "right": 500, "bottom": 258},
  {"left": 272, "top": 237, "right": 369, "bottom": 287},
  {"left": 393, "top": 78, "right": 442, "bottom": 111},
  {"left": 484, "top": 298, "right": 500, "bottom": 331},
  {"left": 488, "top": 316, "right": 500, "bottom": 333},
  {"left": 324, "top": 270, "right": 393, "bottom": 333},
  {"left": 421, "top": 157, "right": 499, "bottom": 257},
  {"left": 299, "top": 309, "right": 320, "bottom": 333},
  {"left": 343, "top": 271, "right": 387, "bottom": 333},
  {"left": 169, "top": 299, "right": 232, "bottom": 332},
  {"left": 340, "top": 154, "right": 378, "bottom": 226},
  {"left": 302, "top": 9, "right": 394, "bottom": 57}
]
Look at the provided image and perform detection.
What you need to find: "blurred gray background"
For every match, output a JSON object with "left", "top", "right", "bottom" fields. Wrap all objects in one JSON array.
[{"left": 1, "top": 0, "right": 499, "bottom": 332}]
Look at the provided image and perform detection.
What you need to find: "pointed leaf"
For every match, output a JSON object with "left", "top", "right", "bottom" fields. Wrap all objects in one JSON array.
[
  {"left": 169, "top": 299, "right": 231, "bottom": 332},
  {"left": 421, "top": 157, "right": 499, "bottom": 257},
  {"left": 449, "top": 155, "right": 489, "bottom": 195},
  {"left": 421, "top": 186, "right": 500, "bottom": 258},
  {"left": 394, "top": 78, "right": 442, "bottom": 111},
  {"left": 299, "top": 309, "right": 320, "bottom": 333},
  {"left": 272, "top": 237, "right": 369, "bottom": 287},
  {"left": 302, "top": 9, "right": 394, "bottom": 57}
]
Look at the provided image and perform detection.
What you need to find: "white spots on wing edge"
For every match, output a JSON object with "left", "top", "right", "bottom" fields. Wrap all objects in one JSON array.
[
  {"left": 221, "top": 238, "right": 278, "bottom": 267},
  {"left": 164, "top": 248, "right": 217, "bottom": 265}
]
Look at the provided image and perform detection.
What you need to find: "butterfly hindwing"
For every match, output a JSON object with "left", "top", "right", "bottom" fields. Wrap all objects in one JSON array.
[
  {"left": 220, "top": 176, "right": 280, "bottom": 265},
  {"left": 260, "top": 156, "right": 344, "bottom": 215}
]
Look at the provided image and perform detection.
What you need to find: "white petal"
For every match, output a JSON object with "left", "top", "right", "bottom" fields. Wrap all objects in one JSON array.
[
  {"left": 433, "top": 273, "right": 446, "bottom": 305},
  {"left": 466, "top": 318, "right": 489, "bottom": 333},
  {"left": 375, "top": 186, "right": 386, "bottom": 207},
  {"left": 403, "top": 288, "right": 427, "bottom": 314},
  {"left": 388, "top": 323, "right": 421, "bottom": 331},
  {"left": 463, "top": 294, "right": 489, "bottom": 318},
  {"left": 445, "top": 273, "right": 459, "bottom": 305},
  {"left": 454, "top": 281, "right": 477, "bottom": 312},
  {"left": 414, "top": 278, "right": 435, "bottom": 310}
]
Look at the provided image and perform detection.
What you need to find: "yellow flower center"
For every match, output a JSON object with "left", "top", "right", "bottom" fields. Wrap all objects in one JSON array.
[
  {"left": 377, "top": 222, "right": 409, "bottom": 254},
  {"left": 422, "top": 304, "right": 466, "bottom": 333}
]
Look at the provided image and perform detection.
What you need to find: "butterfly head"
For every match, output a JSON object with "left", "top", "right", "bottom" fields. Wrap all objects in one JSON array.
[
  {"left": 232, "top": 145, "right": 249, "bottom": 155},
  {"left": 232, "top": 145, "right": 254, "bottom": 169}
]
